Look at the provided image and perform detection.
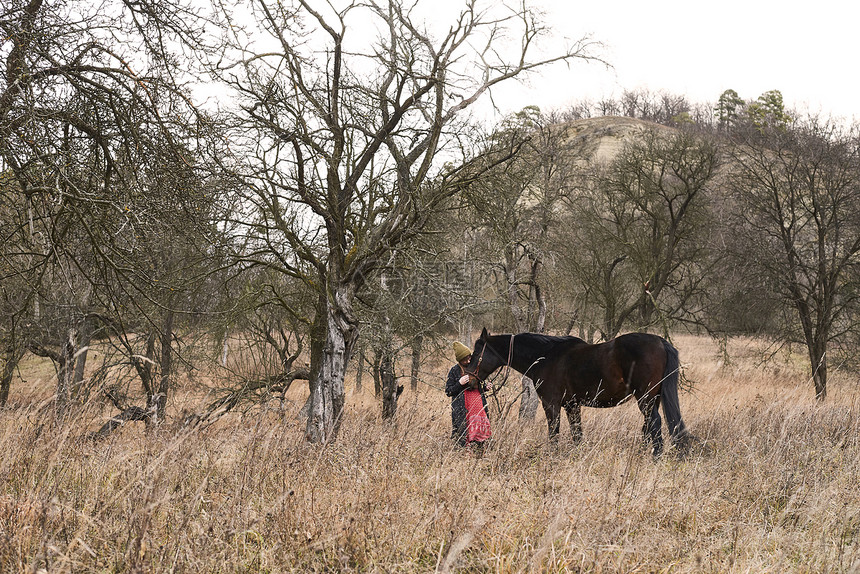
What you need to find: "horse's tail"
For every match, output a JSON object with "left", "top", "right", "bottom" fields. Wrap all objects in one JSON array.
[{"left": 660, "top": 339, "right": 688, "bottom": 444}]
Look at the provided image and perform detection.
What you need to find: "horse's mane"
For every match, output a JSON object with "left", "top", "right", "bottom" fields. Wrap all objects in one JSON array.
[
  {"left": 517, "top": 333, "right": 586, "bottom": 347},
  {"left": 489, "top": 332, "right": 587, "bottom": 355}
]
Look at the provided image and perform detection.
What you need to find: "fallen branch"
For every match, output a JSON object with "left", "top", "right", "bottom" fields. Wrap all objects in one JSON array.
[
  {"left": 89, "top": 368, "right": 312, "bottom": 437},
  {"left": 182, "top": 368, "right": 311, "bottom": 428},
  {"left": 90, "top": 405, "right": 151, "bottom": 439}
]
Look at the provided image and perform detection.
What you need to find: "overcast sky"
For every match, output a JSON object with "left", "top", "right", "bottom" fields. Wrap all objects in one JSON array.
[{"left": 486, "top": 0, "right": 858, "bottom": 122}]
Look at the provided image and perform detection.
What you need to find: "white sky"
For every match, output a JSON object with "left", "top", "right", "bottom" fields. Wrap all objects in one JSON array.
[{"left": 485, "top": 0, "right": 859, "bottom": 122}]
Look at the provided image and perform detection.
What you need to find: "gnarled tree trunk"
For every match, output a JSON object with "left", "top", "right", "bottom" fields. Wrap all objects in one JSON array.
[{"left": 306, "top": 284, "right": 358, "bottom": 443}]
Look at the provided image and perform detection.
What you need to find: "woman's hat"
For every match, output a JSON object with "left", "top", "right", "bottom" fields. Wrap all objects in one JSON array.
[{"left": 453, "top": 341, "right": 471, "bottom": 362}]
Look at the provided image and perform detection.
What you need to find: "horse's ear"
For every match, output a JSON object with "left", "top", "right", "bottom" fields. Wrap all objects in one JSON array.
[{"left": 480, "top": 327, "right": 489, "bottom": 340}]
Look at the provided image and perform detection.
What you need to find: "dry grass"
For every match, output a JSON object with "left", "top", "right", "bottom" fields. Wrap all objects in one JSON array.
[{"left": 1, "top": 334, "right": 860, "bottom": 573}]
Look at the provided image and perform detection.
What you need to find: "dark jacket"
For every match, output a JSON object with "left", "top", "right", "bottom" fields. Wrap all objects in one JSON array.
[{"left": 445, "top": 364, "right": 489, "bottom": 446}]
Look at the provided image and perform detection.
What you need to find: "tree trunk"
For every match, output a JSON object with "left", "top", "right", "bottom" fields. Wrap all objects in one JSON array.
[
  {"left": 55, "top": 328, "right": 78, "bottom": 420},
  {"left": 71, "top": 320, "right": 92, "bottom": 399},
  {"left": 380, "top": 348, "right": 399, "bottom": 421},
  {"left": 354, "top": 342, "right": 364, "bottom": 393},
  {"left": 518, "top": 375, "right": 539, "bottom": 421},
  {"left": 220, "top": 336, "right": 230, "bottom": 367},
  {"left": 506, "top": 248, "right": 525, "bottom": 332},
  {"left": 0, "top": 345, "right": 24, "bottom": 407},
  {"left": 809, "top": 337, "right": 827, "bottom": 401},
  {"left": 410, "top": 334, "right": 422, "bottom": 392},
  {"left": 71, "top": 288, "right": 94, "bottom": 398},
  {"left": 71, "top": 343, "right": 89, "bottom": 395},
  {"left": 639, "top": 291, "right": 652, "bottom": 328},
  {"left": 0, "top": 360, "right": 12, "bottom": 407},
  {"left": 299, "top": 291, "right": 329, "bottom": 423},
  {"left": 796, "top": 294, "right": 828, "bottom": 401},
  {"left": 153, "top": 309, "right": 174, "bottom": 424},
  {"left": 305, "top": 285, "right": 357, "bottom": 443},
  {"left": 139, "top": 331, "right": 157, "bottom": 398},
  {"left": 372, "top": 350, "right": 382, "bottom": 398},
  {"left": 527, "top": 255, "right": 546, "bottom": 332},
  {"left": 459, "top": 316, "right": 473, "bottom": 348},
  {"left": 134, "top": 331, "right": 157, "bottom": 428},
  {"left": 533, "top": 283, "right": 546, "bottom": 333}
]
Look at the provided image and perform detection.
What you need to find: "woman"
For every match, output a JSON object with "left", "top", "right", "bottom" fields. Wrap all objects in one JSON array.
[{"left": 445, "top": 341, "right": 491, "bottom": 449}]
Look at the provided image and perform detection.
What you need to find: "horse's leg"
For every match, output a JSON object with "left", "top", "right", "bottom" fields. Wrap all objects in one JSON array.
[
  {"left": 564, "top": 402, "right": 582, "bottom": 443},
  {"left": 541, "top": 401, "right": 561, "bottom": 441},
  {"left": 638, "top": 396, "right": 663, "bottom": 457}
]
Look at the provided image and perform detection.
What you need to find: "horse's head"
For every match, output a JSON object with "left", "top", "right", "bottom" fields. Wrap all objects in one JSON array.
[{"left": 464, "top": 328, "right": 507, "bottom": 381}]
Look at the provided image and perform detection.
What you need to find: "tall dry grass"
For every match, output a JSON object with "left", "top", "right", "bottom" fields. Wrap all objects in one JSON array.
[{"left": 1, "top": 334, "right": 859, "bottom": 573}]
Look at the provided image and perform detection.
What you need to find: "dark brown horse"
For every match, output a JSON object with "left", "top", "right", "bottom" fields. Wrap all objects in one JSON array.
[{"left": 465, "top": 328, "right": 689, "bottom": 456}]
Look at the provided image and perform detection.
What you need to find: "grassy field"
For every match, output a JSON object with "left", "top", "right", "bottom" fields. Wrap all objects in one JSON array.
[{"left": 1, "top": 334, "right": 859, "bottom": 573}]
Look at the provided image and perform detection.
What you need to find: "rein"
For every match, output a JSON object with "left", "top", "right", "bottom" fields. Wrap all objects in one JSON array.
[{"left": 474, "top": 335, "right": 516, "bottom": 417}]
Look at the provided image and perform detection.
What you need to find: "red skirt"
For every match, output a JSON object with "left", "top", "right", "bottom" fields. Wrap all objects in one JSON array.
[{"left": 463, "top": 389, "right": 491, "bottom": 443}]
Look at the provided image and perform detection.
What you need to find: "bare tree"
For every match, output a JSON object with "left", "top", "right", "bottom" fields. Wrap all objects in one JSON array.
[
  {"left": 459, "top": 107, "right": 581, "bottom": 421},
  {"left": 0, "top": 174, "right": 38, "bottom": 406},
  {"left": 464, "top": 107, "right": 579, "bottom": 333},
  {"left": 358, "top": 237, "right": 473, "bottom": 419},
  {"left": 1, "top": 0, "right": 211, "bottom": 419},
  {"left": 208, "top": 0, "right": 600, "bottom": 443},
  {"left": 727, "top": 116, "right": 860, "bottom": 400},
  {"left": 620, "top": 89, "right": 691, "bottom": 126},
  {"left": 561, "top": 125, "right": 721, "bottom": 339}
]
